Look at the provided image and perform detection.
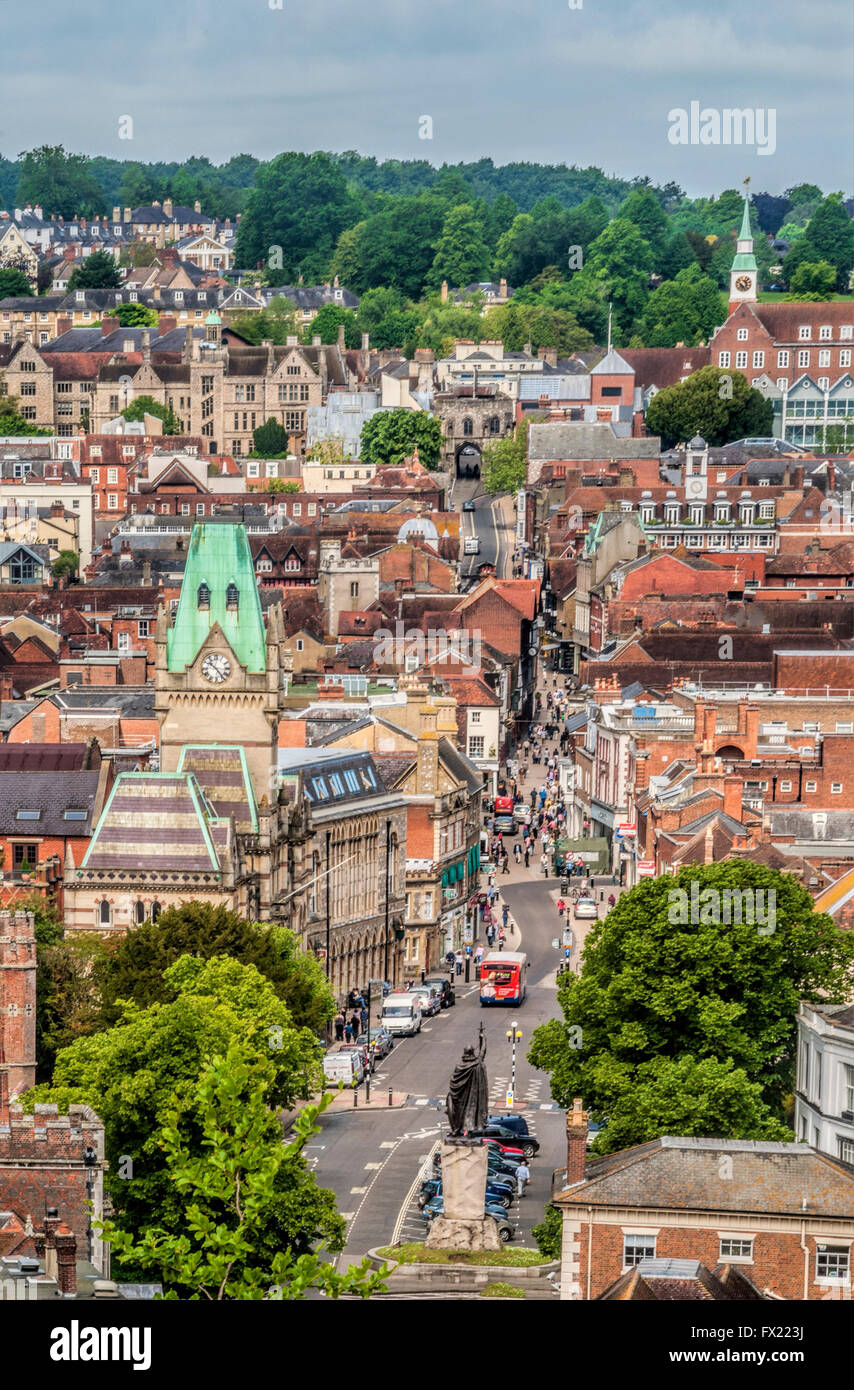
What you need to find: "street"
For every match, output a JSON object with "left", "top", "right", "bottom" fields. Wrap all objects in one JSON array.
[{"left": 453, "top": 474, "right": 512, "bottom": 582}]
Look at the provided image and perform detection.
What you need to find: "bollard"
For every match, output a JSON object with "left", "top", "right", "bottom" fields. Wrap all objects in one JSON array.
[
  {"left": 388, "top": 1087, "right": 393, "bottom": 1107},
  {"left": 353, "top": 1086, "right": 358, "bottom": 1108},
  {"left": 366, "top": 1072, "right": 371, "bottom": 1104}
]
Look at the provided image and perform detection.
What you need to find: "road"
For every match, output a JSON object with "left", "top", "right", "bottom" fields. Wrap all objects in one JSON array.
[
  {"left": 454, "top": 474, "right": 513, "bottom": 583},
  {"left": 307, "top": 859, "right": 587, "bottom": 1269}
]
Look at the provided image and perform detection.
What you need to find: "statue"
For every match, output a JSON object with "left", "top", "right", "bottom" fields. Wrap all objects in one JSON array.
[{"left": 446, "top": 1024, "right": 488, "bottom": 1136}]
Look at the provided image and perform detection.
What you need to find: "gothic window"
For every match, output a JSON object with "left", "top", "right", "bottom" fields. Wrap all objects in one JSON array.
[
  {"left": 151, "top": 901, "right": 162, "bottom": 922},
  {"left": 197, "top": 582, "right": 211, "bottom": 609},
  {"left": 226, "top": 582, "right": 239, "bottom": 609},
  {"left": 462, "top": 417, "right": 473, "bottom": 436},
  {"left": 134, "top": 900, "right": 146, "bottom": 925},
  {"left": 99, "top": 899, "right": 112, "bottom": 926},
  {"left": 489, "top": 416, "right": 500, "bottom": 435}
]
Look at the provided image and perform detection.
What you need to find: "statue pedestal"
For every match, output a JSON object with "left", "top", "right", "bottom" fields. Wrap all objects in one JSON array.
[{"left": 424, "top": 1141, "right": 503, "bottom": 1252}]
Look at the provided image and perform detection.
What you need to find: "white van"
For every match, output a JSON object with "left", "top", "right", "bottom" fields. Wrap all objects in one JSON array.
[
  {"left": 323, "top": 1048, "right": 364, "bottom": 1086},
  {"left": 381, "top": 992, "right": 422, "bottom": 1037},
  {"left": 463, "top": 535, "right": 480, "bottom": 555}
]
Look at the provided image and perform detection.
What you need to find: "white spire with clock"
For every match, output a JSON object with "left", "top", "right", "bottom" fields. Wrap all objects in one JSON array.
[{"left": 729, "top": 191, "right": 758, "bottom": 314}]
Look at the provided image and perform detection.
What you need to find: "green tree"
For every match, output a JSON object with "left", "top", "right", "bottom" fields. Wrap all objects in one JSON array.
[
  {"left": 120, "top": 395, "right": 181, "bottom": 433},
  {"left": 333, "top": 194, "right": 446, "bottom": 297},
  {"left": 645, "top": 365, "right": 774, "bottom": 448},
  {"left": 532, "top": 1205, "right": 561, "bottom": 1260},
  {"left": 428, "top": 203, "right": 490, "bottom": 290},
  {"left": 99, "top": 1041, "right": 384, "bottom": 1300},
  {"left": 117, "top": 162, "right": 154, "bottom": 209},
  {"left": 51, "top": 550, "right": 79, "bottom": 580},
  {"left": 786, "top": 260, "right": 838, "bottom": 300},
  {"left": 252, "top": 417, "right": 289, "bottom": 457},
  {"left": 24, "top": 895, "right": 103, "bottom": 1080},
  {"left": 94, "top": 902, "right": 333, "bottom": 1032},
  {"left": 229, "top": 296, "right": 299, "bottom": 347},
  {"left": 658, "top": 232, "right": 699, "bottom": 281},
  {"left": 106, "top": 302, "right": 160, "bottom": 327},
  {"left": 637, "top": 265, "right": 727, "bottom": 347},
  {"left": 305, "top": 303, "right": 359, "bottom": 347},
  {"left": 26, "top": 954, "right": 330, "bottom": 1263},
  {"left": 0, "top": 267, "right": 32, "bottom": 299},
  {"left": 619, "top": 187, "right": 668, "bottom": 262},
  {"left": 493, "top": 213, "right": 544, "bottom": 286},
  {"left": 235, "top": 152, "right": 357, "bottom": 281},
  {"left": 799, "top": 195, "right": 854, "bottom": 291},
  {"left": 16, "top": 144, "right": 106, "bottom": 218},
  {"left": 359, "top": 409, "right": 442, "bottom": 470},
  {"left": 67, "top": 250, "right": 121, "bottom": 291},
  {"left": 528, "top": 864, "right": 854, "bottom": 1152},
  {"left": 579, "top": 217, "right": 653, "bottom": 335},
  {"left": 481, "top": 301, "right": 593, "bottom": 355},
  {"left": 482, "top": 423, "right": 527, "bottom": 494}
]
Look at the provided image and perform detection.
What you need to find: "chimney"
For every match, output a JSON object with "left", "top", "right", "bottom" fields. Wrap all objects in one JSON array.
[
  {"left": 361, "top": 332, "right": 370, "bottom": 353},
  {"left": 792, "top": 466, "right": 805, "bottom": 489},
  {"left": 499, "top": 277, "right": 508, "bottom": 298},
  {"left": 183, "top": 324, "right": 194, "bottom": 361},
  {"left": 158, "top": 314, "right": 177, "bottom": 336},
  {"left": 723, "top": 774, "right": 743, "bottom": 823},
  {"left": 101, "top": 317, "right": 114, "bottom": 338},
  {"left": 112, "top": 206, "right": 120, "bottom": 223},
  {"left": 123, "top": 207, "right": 131, "bottom": 223},
  {"left": 56, "top": 316, "right": 72, "bottom": 337},
  {"left": 337, "top": 323, "right": 346, "bottom": 350},
  {"left": 312, "top": 334, "right": 321, "bottom": 347},
  {"left": 333, "top": 274, "right": 340, "bottom": 288},
  {"left": 194, "top": 199, "right": 202, "bottom": 214},
  {"left": 566, "top": 1097, "right": 588, "bottom": 1184},
  {"left": 162, "top": 198, "right": 173, "bottom": 220},
  {"left": 440, "top": 279, "right": 448, "bottom": 303}
]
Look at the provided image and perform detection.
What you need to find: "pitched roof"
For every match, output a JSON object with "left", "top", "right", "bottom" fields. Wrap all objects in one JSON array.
[
  {"left": 82, "top": 771, "right": 225, "bottom": 872},
  {"left": 167, "top": 523, "right": 266, "bottom": 673},
  {"left": 177, "top": 744, "right": 258, "bottom": 834},
  {"left": 0, "top": 770, "right": 101, "bottom": 836}
]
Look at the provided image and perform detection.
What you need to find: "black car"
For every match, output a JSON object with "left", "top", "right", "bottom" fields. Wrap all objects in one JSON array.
[
  {"left": 468, "top": 1125, "right": 539, "bottom": 1160},
  {"left": 422, "top": 975, "right": 455, "bottom": 1008},
  {"left": 488, "top": 1113, "right": 530, "bottom": 1138}
]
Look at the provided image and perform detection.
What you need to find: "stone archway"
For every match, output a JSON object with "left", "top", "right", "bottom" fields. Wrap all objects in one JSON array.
[{"left": 455, "top": 442, "right": 481, "bottom": 479}]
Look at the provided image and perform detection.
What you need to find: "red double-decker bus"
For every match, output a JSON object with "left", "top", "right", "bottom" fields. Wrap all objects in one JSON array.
[{"left": 479, "top": 951, "right": 528, "bottom": 1006}]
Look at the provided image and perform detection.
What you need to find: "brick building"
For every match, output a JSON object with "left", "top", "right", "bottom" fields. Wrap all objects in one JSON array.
[{"left": 554, "top": 1100, "right": 854, "bottom": 1301}]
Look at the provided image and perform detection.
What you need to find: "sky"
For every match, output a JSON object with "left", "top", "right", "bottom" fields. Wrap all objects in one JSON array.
[{"left": 2, "top": 0, "right": 852, "bottom": 195}]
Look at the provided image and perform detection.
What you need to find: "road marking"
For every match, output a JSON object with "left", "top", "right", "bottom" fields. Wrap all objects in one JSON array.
[
  {"left": 350, "top": 1186, "right": 367, "bottom": 1195},
  {"left": 402, "top": 1126, "right": 440, "bottom": 1141},
  {"left": 339, "top": 1212, "right": 355, "bottom": 1220},
  {"left": 364, "top": 1161, "right": 382, "bottom": 1170},
  {"left": 391, "top": 1138, "right": 441, "bottom": 1245},
  {"left": 414, "top": 1098, "right": 430, "bottom": 1106},
  {"left": 422, "top": 1026, "right": 433, "bottom": 1032},
  {"left": 379, "top": 1141, "right": 397, "bottom": 1149}
]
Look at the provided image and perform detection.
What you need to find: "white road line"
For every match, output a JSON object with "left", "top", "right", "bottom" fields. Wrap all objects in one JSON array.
[
  {"left": 364, "top": 1161, "right": 382, "bottom": 1170},
  {"left": 339, "top": 1212, "right": 355, "bottom": 1220},
  {"left": 414, "top": 1098, "right": 430, "bottom": 1106},
  {"left": 390, "top": 1138, "right": 440, "bottom": 1246},
  {"left": 379, "top": 1141, "right": 397, "bottom": 1149},
  {"left": 350, "top": 1186, "right": 367, "bottom": 1195}
]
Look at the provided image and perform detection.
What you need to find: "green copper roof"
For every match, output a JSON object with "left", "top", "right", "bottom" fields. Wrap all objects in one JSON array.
[
  {"left": 738, "top": 196, "right": 753, "bottom": 243},
  {"left": 166, "top": 523, "right": 267, "bottom": 673},
  {"left": 732, "top": 197, "right": 757, "bottom": 273}
]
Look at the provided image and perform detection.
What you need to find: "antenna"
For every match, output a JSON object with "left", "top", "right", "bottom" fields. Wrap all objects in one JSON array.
[{"left": 607, "top": 302, "right": 613, "bottom": 354}]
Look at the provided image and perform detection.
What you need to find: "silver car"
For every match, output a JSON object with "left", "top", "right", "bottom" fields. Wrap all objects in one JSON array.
[{"left": 573, "top": 896, "right": 598, "bottom": 920}]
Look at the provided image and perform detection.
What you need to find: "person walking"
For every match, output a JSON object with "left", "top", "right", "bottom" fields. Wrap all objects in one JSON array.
[
  {"left": 344, "top": 1019, "right": 353, "bottom": 1043},
  {"left": 334, "top": 1010, "right": 345, "bottom": 1042},
  {"left": 515, "top": 1160, "right": 530, "bottom": 1197},
  {"left": 541, "top": 851, "right": 549, "bottom": 877},
  {"left": 501, "top": 851, "right": 510, "bottom": 874},
  {"left": 557, "top": 897, "right": 566, "bottom": 918},
  {"left": 514, "top": 841, "right": 522, "bottom": 863},
  {"left": 351, "top": 1011, "right": 362, "bottom": 1039},
  {"left": 524, "top": 843, "right": 531, "bottom": 869},
  {"left": 454, "top": 950, "right": 464, "bottom": 977},
  {"left": 497, "top": 927, "right": 506, "bottom": 951},
  {"left": 608, "top": 892, "right": 616, "bottom": 909},
  {"left": 502, "top": 903, "right": 510, "bottom": 930}
]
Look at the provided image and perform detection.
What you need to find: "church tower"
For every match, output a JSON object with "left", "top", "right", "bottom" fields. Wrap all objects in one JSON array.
[
  {"left": 729, "top": 196, "right": 758, "bottom": 315},
  {"left": 155, "top": 524, "right": 284, "bottom": 808}
]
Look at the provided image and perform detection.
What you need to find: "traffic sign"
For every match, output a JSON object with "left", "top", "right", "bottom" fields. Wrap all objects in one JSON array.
[
  {"left": 617, "top": 822, "right": 637, "bottom": 836},
  {"left": 505, "top": 1090, "right": 514, "bottom": 1107},
  {"left": 636, "top": 860, "right": 656, "bottom": 877}
]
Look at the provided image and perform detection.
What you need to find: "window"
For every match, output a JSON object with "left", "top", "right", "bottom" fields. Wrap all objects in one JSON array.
[
  {"left": 841, "top": 350, "right": 852, "bottom": 368},
  {"left": 798, "top": 350, "right": 810, "bottom": 368},
  {"left": 471, "top": 710, "right": 481, "bottom": 724},
  {"left": 623, "top": 1235, "right": 656, "bottom": 1268},
  {"left": 468, "top": 736, "right": 485, "bottom": 759},
  {"left": 350, "top": 581, "right": 359, "bottom": 598},
  {"left": 842, "top": 326, "right": 853, "bottom": 340},
  {"left": 777, "top": 377, "right": 788, "bottom": 390},
  {"left": 816, "top": 1246, "right": 850, "bottom": 1282},
  {"left": 180, "top": 503, "right": 190, "bottom": 516},
  {"left": 137, "top": 620, "right": 149, "bottom": 638},
  {"left": 718, "top": 351, "right": 731, "bottom": 368},
  {"left": 107, "top": 467, "right": 118, "bottom": 484},
  {"left": 10, "top": 553, "right": 38, "bottom": 583},
  {"left": 117, "top": 632, "right": 130, "bottom": 653},
  {"left": 292, "top": 502, "right": 301, "bottom": 516},
  {"left": 15, "top": 809, "right": 41, "bottom": 821},
  {"left": 735, "top": 351, "right": 747, "bottom": 369},
  {"left": 837, "top": 722, "right": 853, "bottom": 733},
  {"left": 736, "top": 327, "right": 749, "bottom": 341},
  {"left": 845, "top": 1064, "right": 854, "bottom": 1111},
  {"left": 295, "top": 638, "right": 303, "bottom": 652},
  {"left": 819, "top": 325, "right": 832, "bottom": 340},
  {"left": 151, "top": 902, "right": 161, "bottom": 922},
  {"left": 752, "top": 351, "right": 764, "bottom": 369},
  {"left": 805, "top": 780, "right": 817, "bottom": 792},
  {"left": 20, "top": 382, "right": 35, "bottom": 396},
  {"left": 719, "top": 1238, "right": 754, "bottom": 1260},
  {"left": 798, "top": 326, "right": 812, "bottom": 340},
  {"left": 308, "top": 503, "right": 316, "bottom": 516},
  {"left": 134, "top": 901, "right": 146, "bottom": 926},
  {"left": 831, "top": 783, "right": 843, "bottom": 794},
  {"left": 107, "top": 492, "right": 118, "bottom": 509},
  {"left": 57, "top": 381, "right": 73, "bottom": 393},
  {"left": 63, "top": 808, "right": 87, "bottom": 821},
  {"left": 780, "top": 781, "right": 792, "bottom": 792},
  {"left": 838, "top": 1138, "right": 854, "bottom": 1165},
  {"left": 819, "top": 350, "right": 831, "bottom": 368},
  {"left": 99, "top": 899, "right": 112, "bottom": 927}
]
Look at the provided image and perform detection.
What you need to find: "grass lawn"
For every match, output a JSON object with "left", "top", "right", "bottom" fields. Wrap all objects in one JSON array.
[
  {"left": 375, "top": 1242, "right": 548, "bottom": 1267},
  {"left": 480, "top": 1281, "right": 526, "bottom": 1298}
]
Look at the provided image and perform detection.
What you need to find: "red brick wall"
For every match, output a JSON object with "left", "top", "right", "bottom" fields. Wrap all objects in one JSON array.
[{"left": 0, "top": 1103, "right": 105, "bottom": 1268}]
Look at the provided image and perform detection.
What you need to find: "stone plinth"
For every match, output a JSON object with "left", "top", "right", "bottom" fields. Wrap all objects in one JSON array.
[{"left": 424, "top": 1140, "right": 502, "bottom": 1252}]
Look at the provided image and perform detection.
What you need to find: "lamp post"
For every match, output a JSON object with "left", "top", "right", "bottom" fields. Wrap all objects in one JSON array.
[
  {"left": 505, "top": 1026, "right": 522, "bottom": 1107},
  {"left": 383, "top": 817, "right": 391, "bottom": 985}
]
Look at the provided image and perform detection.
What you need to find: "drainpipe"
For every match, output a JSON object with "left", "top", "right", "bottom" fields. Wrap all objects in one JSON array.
[
  {"left": 586, "top": 1206, "right": 593, "bottom": 1301},
  {"left": 800, "top": 1214, "right": 810, "bottom": 1300}
]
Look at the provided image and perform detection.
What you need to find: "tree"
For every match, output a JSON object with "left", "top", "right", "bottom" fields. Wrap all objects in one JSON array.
[
  {"left": 786, "top": 261, "right": 838, "bottom": 300},
  {"left": 229, "top": 296, "right": 299, "bottom": 347},
  {"left": 261, "top": 478, "right": 299, "bottom": 494},
  {"left": 67, "top": 250, "right": 121, "bottom": 292},
  {"left": 532, "top": 1205, "right": 561, "bottom": 1261},
  {"left": 118, "top": 162, "right": 154, "bottom": 209},
  {"left": 359, "top": 409, "right": 442, "bottom": 470},
  {"left": 305, "top": 437, "right": 349, "bottom": 469},
  {"left": 106, "top": 302, "right": 160, "bottom": 327},
  {"left": 94, "top": 902, "right": 334, "bottom": 1033},
  {"left": 252, "top": 418, "right": 289, "bottom": 457},
  {"left": 528, "top": 864, "right": 854, "bottom": 1153},
  {"left": 305, "top": 303, "right": 359, "bottom": 347},
  {"left": 0, "top": 267, "right": 32, "bottom": 299},
  {"left": 619, "top": 187, "right": 668, "bottom": 262},
  {"left": 481, "top": 301, "right": 593, "bottom": 356},
  {"left": 25, "top": 895, "right": 103, "bottom": 1080},
  {"left": 235, "top": 152, "right": 358, "bottom": 280},
  {"left": 99, "top": 1041, "right": 385, "bottom": 1300},
  {"left": 333, "top": 194, "right": 446, "bottom": 298},
  {"left": 120, "top": 395, "right": 181, "bottom": 433},
  {"left": 482, "top": 423, "right": 527, "bottom": 494},
  {"left": 578, "top": 217, "right": 653, "bottom": 336},
  {"left": 751, "top": 192, "right": 792, "bottom": 236},
  {"left": 26, "top": 954, "right": 332, "bottom": 1263},
  {"left": 645, "top": 365, "right": 774, "bottom": 448},
  {"left": 16, "top": 144, "right": 106, "bottom": 218},
  {"left": 428, "top": 203, "right": 490, "bottom": 290},
  {"left": 637, "top": 265, "right": 727, "bottom": 347},
  {"left": 52, "top": 550, "right": 79, "bottom": 580},
  {"left": 799, "top": 195, "right": 854, "bottom": 291},
  {"left": 658, "top": 232, "right": 699, "bottom": 281}
]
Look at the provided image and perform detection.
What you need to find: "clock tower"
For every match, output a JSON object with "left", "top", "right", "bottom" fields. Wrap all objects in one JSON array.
[
  {"left": 155, "top": 523, "right": 285, "bottom": 806},
  {"left": 729, "top": 195, "right": 758, "bottom": 314}
]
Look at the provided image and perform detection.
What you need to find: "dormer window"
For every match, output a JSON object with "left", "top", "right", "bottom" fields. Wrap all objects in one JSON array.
[
  {"left": 197, "top": 582, "right": 211, "bottom": 609},
  {"left": 226, "top": 582, "right": 239, "bottom": 609}
]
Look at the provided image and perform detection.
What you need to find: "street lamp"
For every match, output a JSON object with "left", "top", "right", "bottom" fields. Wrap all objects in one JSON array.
[{"left": 505, "top": 1027, "right": 522, "bottom": 1107}]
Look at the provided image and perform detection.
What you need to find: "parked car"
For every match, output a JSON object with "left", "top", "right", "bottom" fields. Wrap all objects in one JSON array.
[
  {"left": 470, "top": 1125, "right": 539, "bottom": 1160},
  {"left": 338, "top": 1042, "right": 371, "bottom": 1075},
  {"left": 488, "top": 1114, "right": 530, "bottom": 1138},
  {"left": 418, "top": 1176, "right": 514, "bottom": 1210},
  {"left": 407, "top": 982, "right": 441, "bottom": 1016},
  {"left": 574, "top": 896, "right": 598, "bottom": 920},
  {"left": 421, "top": 1196, "right": 514, "bottom": 1242},
  {"left": 433, "top": 1150, "right": 520, "bottom": 1182},
  {"left": 355, "top": 1028, "right": 393, "bottom": 1060},
  {"left": 481, "top": 1136, "right": 526, "bottom": 1161},
  {"left": 462, "top": 499, "right": 476, "bottom": 512},
  {"left": 421, "top": 976, "right": 455, "bottom": 1008}
]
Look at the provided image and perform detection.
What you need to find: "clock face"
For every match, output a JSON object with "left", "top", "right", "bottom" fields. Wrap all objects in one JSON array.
[
  {"left": 735, "top": 275, "right": 753, "bottom": 292},
  {"left": 201, "top": 653, "right": 231, "bottom": 684}
]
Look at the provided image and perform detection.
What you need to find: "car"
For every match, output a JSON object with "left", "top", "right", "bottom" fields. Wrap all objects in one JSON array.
[
  {"left": 481, "top": 1136, "right": 526, "bottom": 1161},
  {"left": 421, "top": 1197, "right": 514, "bottom": 1242},
  {"left": 433, "top": 1150, "right": 520, "bottom": 1183},
  {"left": 406, "top": 982, "right": 441, "bottom": 1016},
  {"left": 418, "top": 1176, "right": 514, "bottom": 1210},
  {"left": 421, "top": 976, "right": 455, "bottom": 1008},
  {"left": 470, "top": 1126, "right": 539, "bottom": 1159},
  {"left": 354, "top": 1028, "right": 393, "bottom": 1060},
  {"left": 462, "top": 499, "right": 476, "bottom": 512},
  {"left": 338, "top": 1042, "right": 371, "bottom": 1074},
  {"left": 574, "top": 896, "right": 598, "bottom": 920},
  {"left": 488, "top": 1114, "right": 530, "bottom": 1139}
]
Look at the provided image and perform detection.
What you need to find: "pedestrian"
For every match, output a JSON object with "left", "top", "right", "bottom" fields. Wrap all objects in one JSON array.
[
  {"left": 351, "top": 1011, "right": 362, "bottom": 1039},
  {"left": 557, "top": 897, "right": 566, "bottom": 918},
  {"left": 502, "top": 904, "right": 510, "bottom": 928},
  {"left": 497, "top": 928, "right": 506, "bottom": 950},
  {"left": 475, "top": 943, "right": 484, "bottom": 964},
  {"left": 445, "top": 949, "right": 455, "bottom": 972},
  {"left": 344, "top": 1019, "right": 353, "bottom": 1043},
  {"left": 524, "top": 845, "right": 530, "bottom": 869},
  {"left": 501, "top": 852, "right": 510, "bottom": 875},
  {"left": 514, "top": 841, "right": 522, "bottom": 863},
  {"left": 334, "top": 1010, "right": 345, "bottom": 1042},
  {"left": 515, "top": 1160, "right": 530, "bottom": 1196},
  {"left": 360, "top": 1005, "right": 368, "bottom": 1033},
  {"left": 455, "top": 950, "right": 464, "bottom": 977},
  {"left": 608, "top": 893, "right": 616, "bottom": 909},
  {"left": 541, "top": 851, "right": 548, "bottom": 877}
]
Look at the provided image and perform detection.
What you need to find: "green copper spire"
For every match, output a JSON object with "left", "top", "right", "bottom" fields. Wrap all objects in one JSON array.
[
  {"left": 732, "top": 196, "right": 757, "bottom": 273},
  {"left": 166, "top": 523, "right": 267, "bottom": 673}
]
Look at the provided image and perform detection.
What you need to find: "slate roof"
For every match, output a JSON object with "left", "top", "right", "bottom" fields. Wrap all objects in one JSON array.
[
  {"left": 0, "top": 770, "right": 101, "bottom": 835},
  {"left": 177, "top": 744, "right": 257, "bottom": 834},
  {"left": 557, "top": 1136, "right": 854, "bottom": 1217},
  {"left": 599, "top": 1260, "right": 766, "bottom": 1302},
  {"left": 0, "top": 741, "right": 101, "bottom": 772},
  {"left": 528, "top": 421, "right": 660, "bottom": 461},
  {"left": 83, "top": 771, "right": 225, "bottom": 872}
]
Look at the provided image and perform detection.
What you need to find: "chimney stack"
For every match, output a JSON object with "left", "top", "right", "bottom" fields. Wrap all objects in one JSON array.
[{"left": 566, "top": 1097, "right": 588, "bottom": 1185}]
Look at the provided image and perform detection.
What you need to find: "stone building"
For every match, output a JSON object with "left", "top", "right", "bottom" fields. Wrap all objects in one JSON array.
[{"left": 432, "top": 386, "right": 516, "bottom": 475}]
